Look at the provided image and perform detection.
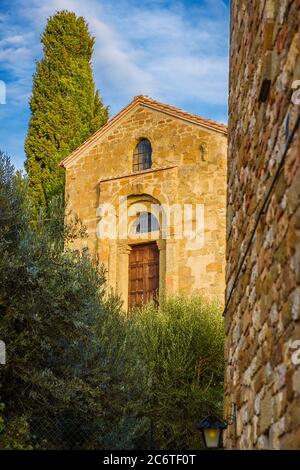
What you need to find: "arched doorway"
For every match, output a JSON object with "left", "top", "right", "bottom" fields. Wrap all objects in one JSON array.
[
  {"left": 128, "top": 211, "right": 160, "bottom": 310},
  {"left": 108, "top": 193, "right": 167, "bottom": 312}
]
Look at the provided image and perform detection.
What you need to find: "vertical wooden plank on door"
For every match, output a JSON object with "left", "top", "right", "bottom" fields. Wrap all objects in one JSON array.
[{"left": 128, "top": 243, "right": 159, "bottom": 310}]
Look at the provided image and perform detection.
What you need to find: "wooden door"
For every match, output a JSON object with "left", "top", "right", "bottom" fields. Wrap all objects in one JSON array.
[{"left": 128, "top": 243, "right": 159, "bottom": 310}]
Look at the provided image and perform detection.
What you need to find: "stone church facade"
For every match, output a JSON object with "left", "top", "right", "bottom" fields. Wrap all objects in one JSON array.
[
  {"left": 61, "top": 95, "right": 227, "bottom": 310},
  {"left": 225, "top": 0, "right": 300, "bottom": 449}
]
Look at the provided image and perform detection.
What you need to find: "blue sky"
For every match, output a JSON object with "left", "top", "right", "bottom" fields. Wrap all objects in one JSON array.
[{"left": 0, "top": 0, "right": 230, "bottom": 169}]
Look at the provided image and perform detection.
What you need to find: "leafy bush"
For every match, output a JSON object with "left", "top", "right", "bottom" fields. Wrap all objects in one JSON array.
[
  {"left": 0, "top": 151, "right": 128, "bottom": 448},
  {"left": 0, "top": 403, "right": 33, "bottom": 450},
  {"left": 126, "top": 296, "right": 224, "bottom": 449}
]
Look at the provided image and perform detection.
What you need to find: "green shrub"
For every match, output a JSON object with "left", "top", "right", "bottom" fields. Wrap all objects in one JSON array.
[
  {"left": 126, "top": 296, "right": 224, "bottom": 449},
  {"left": 0, "top": 403, "right": 33, "bottom": 450},
  {"left": 0, "top": 151, "right": 126, "bottom": 448}
]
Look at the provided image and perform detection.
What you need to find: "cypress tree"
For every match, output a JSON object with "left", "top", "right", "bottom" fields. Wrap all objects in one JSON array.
[{"left": 25, "top": 10, "right": 108, "bottom": 212}]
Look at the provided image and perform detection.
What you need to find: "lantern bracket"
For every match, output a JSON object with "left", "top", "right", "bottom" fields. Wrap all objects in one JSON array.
[{"left": 225, "top": 402, "right": 237, "bottom": 426}]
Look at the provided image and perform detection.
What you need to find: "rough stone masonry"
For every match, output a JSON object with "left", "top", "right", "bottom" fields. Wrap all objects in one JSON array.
[{"left": 224, "top": 0, "right": 300, "bottom": 449}]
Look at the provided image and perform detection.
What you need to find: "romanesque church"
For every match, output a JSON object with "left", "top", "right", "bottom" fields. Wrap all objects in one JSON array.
[{"left": 61, "top": 95, "right": 227, "bottom": 310}]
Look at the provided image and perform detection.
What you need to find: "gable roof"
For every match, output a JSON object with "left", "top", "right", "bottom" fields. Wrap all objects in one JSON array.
[{"left": 60, "top": 95, "right": 228, "bottom": 168}]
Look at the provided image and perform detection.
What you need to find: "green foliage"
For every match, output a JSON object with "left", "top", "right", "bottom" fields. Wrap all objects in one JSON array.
[
  {"left": 91, "top": 295, "right": 224, "bottom": 450},
  {"left": 25, "top": 10, "right": 109, "bottom": 213},
  {"left": 125, "top": 296, "right": 225, "bottom": 449},
  {"left": 0, "top": 403, "right": 33, "bottom": 450},
  {"left": 0, "top": 151, "right": 116, "bottom": 448}
]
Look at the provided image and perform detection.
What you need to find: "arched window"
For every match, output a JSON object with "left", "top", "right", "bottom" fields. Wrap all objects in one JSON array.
[
  {"left": 133, "top": 212, "right": 159, "bottom": 234},
  {"left": 133, "top": 139, "right": 152, "bottom": 172}
]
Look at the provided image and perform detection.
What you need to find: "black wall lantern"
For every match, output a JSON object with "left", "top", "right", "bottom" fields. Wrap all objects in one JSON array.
[
  {"left": 197, "top": 404, "right": 236, "bottom": 449},
  {"left": 197, "top": 415, "right": 228, "bottom": 449}
]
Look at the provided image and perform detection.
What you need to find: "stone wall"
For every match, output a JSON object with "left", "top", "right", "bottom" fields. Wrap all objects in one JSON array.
[
  {"left": 225, "top": 0, "right": 300, "bottom": 449},
  {"left": 63, "top": 99, "right": 227, "bottom": 308}
]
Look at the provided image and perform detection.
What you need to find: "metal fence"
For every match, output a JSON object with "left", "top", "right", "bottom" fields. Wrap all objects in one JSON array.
[
  {"left": 29, "top": 416, "right": 100, "bottom": 450},
  {"left": 2, "top": 413, "right": 104, "bottom": 450},
  {"left": 2, "top": 413, "right": 156, "bottom": 450}
]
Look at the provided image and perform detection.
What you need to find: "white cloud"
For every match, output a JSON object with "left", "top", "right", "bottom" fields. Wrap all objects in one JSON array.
[{"left": 4, "top": 0, "right": 229, "bottom": 107}]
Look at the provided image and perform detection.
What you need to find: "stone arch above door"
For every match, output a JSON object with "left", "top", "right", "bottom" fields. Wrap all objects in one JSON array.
[{"left": 111, "top": 180, "right": 170, "bottom": 209}]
